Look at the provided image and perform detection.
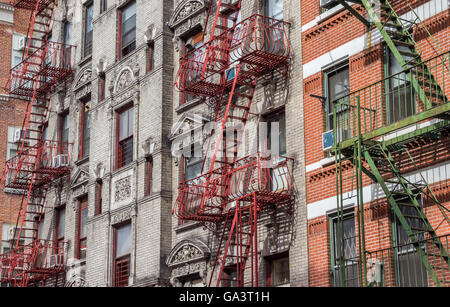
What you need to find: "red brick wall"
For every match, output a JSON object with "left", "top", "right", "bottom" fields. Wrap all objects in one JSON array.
[
  {"left": 302, "top": 0, "right": 450, "bottom": 286},
  {"left": 0, "top": 3, "right": 31, "bottom": 248}
]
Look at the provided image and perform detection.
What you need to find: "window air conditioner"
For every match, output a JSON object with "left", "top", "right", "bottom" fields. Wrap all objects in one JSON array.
[
  {"left": 13, "top": 129, "right": 28, "bottom": 143},
  {"left": 322, "top": 128, "right": 350, "bottom": 152},
  {"left": 53, "top": 154, "right": 69, "bottom": 168}
]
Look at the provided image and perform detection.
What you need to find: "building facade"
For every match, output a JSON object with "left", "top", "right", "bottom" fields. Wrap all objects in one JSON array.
[
  {"left": 0, "top": 0, "right": 29, "bottom": 263},
  {"left": 302, "top": 0, "right": 450, "bottom": 287},
  {"left": 0, "top": 0, "right": 308, "bottom": 287}
]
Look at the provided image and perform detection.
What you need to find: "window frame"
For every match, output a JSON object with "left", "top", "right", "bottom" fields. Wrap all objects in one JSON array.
[
  {"left": 77, "top": 196, "right": 88, "bottom": 260},
  {"left": 96, "top": 180, "right": 103, "bottom": 215},
  {"left": 113, "top": 222, "right": 132, "bottom": 287},
  {"left": 98, "top": 73, "right": 106, "bottom": 102},
  {"left": 55, "top": 205, "right": 66, "bottom": 248},
  {"left": 265, "top": 253, "right": 290, "bottom": 287},
  {"left": 329, "top": 210, "right": 359, "bottom": 287},
  {"left": 83, "top": 1, "right": 94, "bottom": 58},
  {"left": 100, "top": 0, "right": 108, "bottom": 14},
  {"left": 324, "top": 62, "right": 350, "bottom": 132},
  {"left": 146, "top": 42, "right": 154, "bottom": 73},
  {"left": 79, "top": 99, "right": 91, "bottom": 159},
  {"left": 116, "top": 105, "right": 134, "bottom": 169},
  {"left": 117, "top": 1, "right": 137, "bottom": 60},
  {"left": 180, "top": 32, "right": 203, "bottom": 105},
  {"left": 59, "top": 111, "right": 70, "bottom": 154}
]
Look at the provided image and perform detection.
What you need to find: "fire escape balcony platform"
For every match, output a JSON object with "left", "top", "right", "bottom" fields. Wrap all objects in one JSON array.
[
  {"left": 174, "top": 153, "right": 295, "bottom": 222},
  {"left": 4, "top": 141, "right": 71, "bottom": 190},
  {"left": 333, "top": 51, "right": 450, "bottom": 153},
  {"left": 175, "top": 14, "right": 291, "bottom": 97},
  {"left": 9, "top": 0, "right": 56, "bottom": 11},
  {"left": 5, "top": 42, "right": 74, "bottom": 98}
]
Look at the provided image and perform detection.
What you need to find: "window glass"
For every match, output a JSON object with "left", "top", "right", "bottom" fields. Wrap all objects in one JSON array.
[
  {"left": 84, "top": 3, "right": 94, "bottom": 56},
  {"left": 266, "top": 0, "right": 283, "bottom": 19},
  {"left": 61, "top": 113, "right": 70, "bottom": 144},
  {"left": 272, "top": 257, "right": 290, "bottom": 286},
  {"left": 57, "top": 207, "right": 65, "bottom": 239},
  {"left": 116, "top": 224, "right": 132, "bottom": 258},
  {"left": 82, "top": 102, "right": 91, "bottom": 158},
  {"left": 185, "top": 156, "right": 202, "bottom": 181},
  {"left": 121, "top": 1, "right": 136, "bottom": 56}
]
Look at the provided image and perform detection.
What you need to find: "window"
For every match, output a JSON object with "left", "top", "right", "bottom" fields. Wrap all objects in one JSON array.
[
  {"left": 264, "top": 0, "right": 283, "bottom": 19},
  {"left": 80, "top": 100, "right": 91, "bottom": 159},
  {"left": 78, "top": 197, "right": 88, "bottom": 260},
  {"left": 113, "top": 223, "right": 131, "bottom": 287},
  {"left": 84, "top": 2, "right": 94, "bottom": 57},
  {"left": 1, "top": 223, "right": 14, "bottom": 254},
  {"left": 145, "top": 158, "right": 152, "bottom": 196},
  {"left": 59, "top": 112, "right": 69, "bottom": 153},
  {"left": 325, "top": 64, "right": 350, "bottom": 132},
  {"left": 146, "top": 43, "right": 154, "bottom": 73},
  {"left": 96, "top": 181, "right": 103, "bottom": 215},
  {"left": 37, "top": 215, "right": 45, "bottom": 241},
  {"left": 63, "top": 20, "right": 72, "bottom": 69},
  {"left": 118, "top": 1, "right": 136, "bottom": 59},
  {"left": 330, "top": 212, "right": 359, "bottom": 287},
  {"left": 100, "top": 0, "right": 108, "bottom": 14},
  {"left": 55, "top": 206, "right": 65, "bottom": 249},
  {"left": 7, "top": 126, "right": 21, "bottom": 160},
  {"left": 266, "top": 255, "right": 290, "bottom": 287},
  {"left": 394, "top": 195, "right": 428, "bottom": 287},
  {"left": 184, "top": 155, "right": 202, "bottom": 182},
  {"left": 221, "top": 268, "right": 238, "bottom": 287},
  {"left": 98, "top": 74, "right": 106, "bottom": 102},
  {"left": 182, "top": 32, "right": 203, "bottom": 104},
  {"left": 387, "top": 48, "right": 415, "bottom": 124},
  {"left": 117, "top": 106, "right": 134, "bottom": 169},
  {"left": 11, "top": 34, "right": 25, "bottom": 68}
]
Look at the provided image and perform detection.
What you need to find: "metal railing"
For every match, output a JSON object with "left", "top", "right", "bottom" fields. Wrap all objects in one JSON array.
[
  {"left": 5, "top": 41, "right": 74, "bottom": 98},
  {"left": 174, "top": 153, "right": 294, "bottom": 221},
  {"left": 333, "top": 51, "right": 449, "bottom": 148},
  {"left": 0, "top": 239, "right": 67, "bottom": 286},
  {"left": 334, "top": 234, "right": 450, "bottom": 287},
  {"left": 175, "top": 14, "right": 290, "bottom": 96},
  {"left": 4, "top": 140, "right": 71, "bottom": 189}
]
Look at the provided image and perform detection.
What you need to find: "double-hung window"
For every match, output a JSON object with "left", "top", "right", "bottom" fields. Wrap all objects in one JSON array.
[
  {"left": 78, "top": 197, "right": 88, "bottom": 260},
  {"left": 117, "top": 106, "right": 134, "bottom": 168},
  {"left": 84, "top": 2, "right": 94, "bottom": 58},
  {"left": 80, "top": 101, "right": 91, "bottom": 159},
  {"left": 119, "top": 1, "right": 136, "bottom": 59},
  {"left": 113, "top": 223, "right": 131, "bottom": 287}
]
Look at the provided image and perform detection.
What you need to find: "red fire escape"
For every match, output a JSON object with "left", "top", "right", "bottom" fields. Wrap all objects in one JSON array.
[
  {"left": 173, "top": 0, "right": 294, "bottom": 287},
  {"left": 0, "top": 0, "right": 73, "bottom": 287}
]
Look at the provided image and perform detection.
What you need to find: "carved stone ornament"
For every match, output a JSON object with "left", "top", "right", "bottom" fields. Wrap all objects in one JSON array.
[
  {"left": 168, "top": 0, "right": 209, "bottom": 51},
  {"left": 65, "top": 275, "right": 88, "bottom": 287},
  {"left": 114, "top": 67, "right": 134, "bottom": 93},
  {"left": 111, "top": 208, "right": 132, "bottom": 225},
  {"left": 74, "top": 67, "right": 92, "bottom": 89},
  {"left": 166, "top": 239, "right": 210, "bottom": 285},
  {"left": 114, "top": 176, "right": 132, "bottom": 203}
]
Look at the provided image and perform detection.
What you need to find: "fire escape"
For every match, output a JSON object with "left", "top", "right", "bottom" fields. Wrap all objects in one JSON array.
[
  {"left": 0, "top": 0, "right": 73, "bottom": 287},
  {"left": 172, "top": 0, "right": 294, "bottom": 287},
  {"left": 333, "top": 0, "right": 450, "bottom": 286}
]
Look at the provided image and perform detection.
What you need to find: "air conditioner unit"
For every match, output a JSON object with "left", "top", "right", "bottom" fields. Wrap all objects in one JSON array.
[
  {"left": 322, "top": 128, "right": 350, "bottom": 152},
  {"left": 18, "top": 36, "right": 26, "bottom": 51},
  {"left": 13, "top": 129, "right": 27, "bottom": 143},
  {"left": 53, "top": 154, "right": 69, "bottom": 168},
  {"left": 320, "top": 0, "right": 339, "bottom": 9}
]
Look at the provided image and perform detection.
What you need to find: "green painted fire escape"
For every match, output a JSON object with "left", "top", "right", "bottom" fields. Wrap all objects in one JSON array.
[{"left": 333, "top": 0, "right": 450, "bottom": 287}]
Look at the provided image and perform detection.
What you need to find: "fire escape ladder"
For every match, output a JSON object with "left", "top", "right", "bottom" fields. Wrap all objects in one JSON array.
[
  {"left": 209, "top": 197, "right": 259, "bottom": 287},
  {"left": 363, "top": 143, "right": 450, "bottom": 286},
  {"left": 209, "top": 0, "right": 241, "bottom": 40}
]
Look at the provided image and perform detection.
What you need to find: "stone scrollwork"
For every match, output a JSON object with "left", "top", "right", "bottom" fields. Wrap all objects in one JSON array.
[
  {"left": 115, "top": 68, "right": 134, "bottom": 93},
  {"left": 114, "top": 176, "right": 132, "bottom": 203},
  {"left": 166, "top": 239, "right": 210, "bottom": 286},
  {"left": 168, "top": 0, "right": 210, "bottom": 52}
]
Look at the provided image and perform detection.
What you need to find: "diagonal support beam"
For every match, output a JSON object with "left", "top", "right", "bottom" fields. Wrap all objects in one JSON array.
[{"left": 336, "top": 0, "right": 371, "bottom": 28}]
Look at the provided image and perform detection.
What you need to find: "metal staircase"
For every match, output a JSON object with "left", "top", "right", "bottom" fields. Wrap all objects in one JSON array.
[
  {"left": 333, "top": 0, "right": 450, "bottom": 287},
  {"left": 173, "top": 1, "right": 293, "bottom": 286},
  {"left": 0, "top": 0, "right": 73, "bottom": 287}
]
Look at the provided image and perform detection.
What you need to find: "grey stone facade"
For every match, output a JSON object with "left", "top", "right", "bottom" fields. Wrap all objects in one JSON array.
[{"left": 37, "top": 0, "right": 306, "bottom": 287}]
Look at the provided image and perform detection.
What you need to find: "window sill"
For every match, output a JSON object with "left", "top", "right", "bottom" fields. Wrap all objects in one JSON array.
[
  {"left": 75, "top": 156, "right": 89, "bottom": 166},
  {"left": 175, "top": 221, "right": 202, "bottom": 233},
  {"left": 79, "top": 55, "right": 92, "bottom": 67},
  {"left": 175, "top": 98, "right": 203, "bottom": 114},
  {"left": 316, "top": 5, "right": 346, "bottom": 25}
]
